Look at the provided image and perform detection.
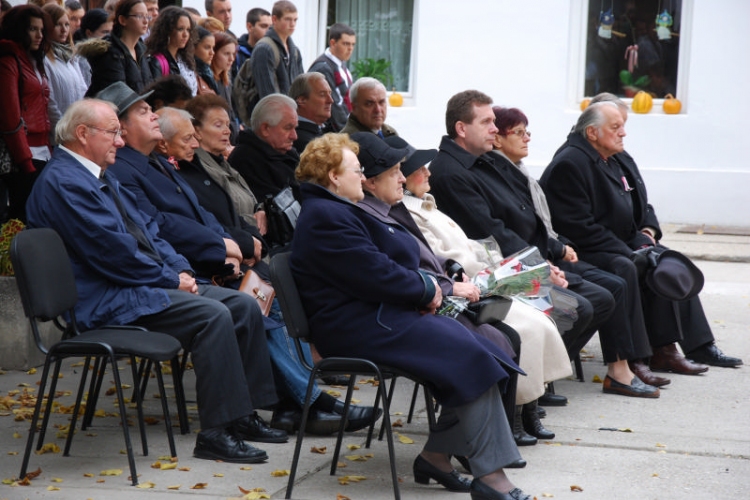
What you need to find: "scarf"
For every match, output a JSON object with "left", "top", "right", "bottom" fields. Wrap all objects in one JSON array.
[
  {"left": 493, "top": 150, "right": 558, "bottom": 239},
  {"left": 51, "top": 42, "right": 73, "bottom": 64}
]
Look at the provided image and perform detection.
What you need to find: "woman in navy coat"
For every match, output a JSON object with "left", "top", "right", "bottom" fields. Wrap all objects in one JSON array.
[{"left": 290, "top": 133, "right": 531, "bottom": 500}]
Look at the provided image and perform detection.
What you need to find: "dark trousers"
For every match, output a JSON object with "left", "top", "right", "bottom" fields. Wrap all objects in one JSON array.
[
  {"left": 131, "top": 285, "right": 277, "bottom": 429},
  {"left": 580, "top": 265, "right": 652, "bottom": 362},
  {"left": 555, "top": 276, "right": 616, "bottom": 359},
  {"left": 3, "top": 160, "right": 44, "bottom": 223}
]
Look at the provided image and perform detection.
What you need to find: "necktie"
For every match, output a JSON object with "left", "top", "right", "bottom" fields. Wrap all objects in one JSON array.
[
  {"left": 377, "top": 130, "right": 385, "bottom": 139},
  {"left": 101, "top": 174, "right": 163, "bottom": 264}
]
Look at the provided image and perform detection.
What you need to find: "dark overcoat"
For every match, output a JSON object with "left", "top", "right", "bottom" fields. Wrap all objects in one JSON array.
[
  {"left": 541, "top": 133, "right": 661, "bottom": 258},
  {"left": 108, "top": 147, "right": 230, "bottom": 277},
  {"left": 228, "top": 129, "right": 300, "bottom": 200},
  {"left": 290, "top": 183, "right": 519, "bottom": 408}
]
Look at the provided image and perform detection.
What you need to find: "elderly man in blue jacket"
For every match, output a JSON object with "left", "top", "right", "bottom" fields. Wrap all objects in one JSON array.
[{"left": 27, "top": 97, "right": 282, "bottom": 465}]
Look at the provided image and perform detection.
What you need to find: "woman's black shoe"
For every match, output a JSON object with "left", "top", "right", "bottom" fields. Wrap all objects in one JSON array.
[
  {"left": 413, "top": 455, "right": 471, "bottom": 492},
  {"left": 513, "top": 405, "right": 537, "bottom": 446},
  {"left": 522, "top": 400, "right": 555, "bottom": 440},
  {"left": 453, "top": 454, "right": 472, "bottom": 474},
  {"left": 470, "top": 479, "right": 533, "bottom": 500}
]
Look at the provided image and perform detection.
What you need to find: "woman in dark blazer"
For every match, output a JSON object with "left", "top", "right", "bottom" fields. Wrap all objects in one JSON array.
[
  {"left": 290, "top": 133, "right": 532, "bottom": 500},
  {"left": 85, "top": 0, "right": 153, "bottom": 96}
]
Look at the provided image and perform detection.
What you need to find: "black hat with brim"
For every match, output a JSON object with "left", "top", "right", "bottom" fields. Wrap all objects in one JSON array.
[
  {"left": 383, "top": 135, "right": 438, "bottom": 177},
  {"left": 96, "top": 81, "right": 154, "bottom": 118},
  {"left": 350, "top": 132, "right": 409, "bottom": 179},
  {"left": 645, "top": 249, "right": 704, "bottom": 301}
]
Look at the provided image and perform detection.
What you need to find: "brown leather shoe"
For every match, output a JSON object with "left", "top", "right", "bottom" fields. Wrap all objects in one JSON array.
[
  {"left": 628, "top": 360, "right": 671, "bottom": 387},
  {"left": 602, "top": 375, "right": 660, "bottom": 398},
  {"left": 650, "top": 343, "right": 709, "bottom": 375}
]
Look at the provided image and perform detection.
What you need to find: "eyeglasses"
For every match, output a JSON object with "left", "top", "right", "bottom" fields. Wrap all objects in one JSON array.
[
  {"left": 87, "top": 125, "right": 122, "bottom": 141},
  {"left": 128, "top": 14, "right": 153, "bottom": 22},
  {"left": 507, "top": 128, "right": 531, "bottom": 138},
  {"left": 349, "top": 167, "right": 365, "bottom": 176}
]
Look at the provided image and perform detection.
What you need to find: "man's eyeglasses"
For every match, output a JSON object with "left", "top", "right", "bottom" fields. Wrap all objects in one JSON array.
[
  {"left": 507, "top": 128, "right": 531, "bottom": 138},
  {"left": 87, "top": 125, "right": 122, "bottom": 141},
  {"left": 128, "top": 14, "right": 153, "bottom": 22}
]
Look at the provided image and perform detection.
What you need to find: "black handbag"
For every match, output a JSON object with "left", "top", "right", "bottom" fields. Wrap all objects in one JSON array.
[
  {"left": 464, "top": 296, "right": 513, "bottom": 324},
  {"left": 263, "top": 186, "right": 300, "bottom": 248}
]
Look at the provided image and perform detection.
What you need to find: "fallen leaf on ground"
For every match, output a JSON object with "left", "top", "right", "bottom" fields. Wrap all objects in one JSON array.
[
  {"left": 337, "top": 462, "right": 346, "bottom": 468},
  {"left": 46, "top": 485, "right": 60, "bottom": 491},
  {"left": 396, "top": 433, "right": 414, "bottom": 444},
  {"left": 25, "top": 468, "right": 42, "bottom": 480},
  {"left": 100, "top": 469, "right": 123, "bottom": 476},
  {"left": 591, "top": 375, "right": 602, "bottom": 383},
  {"left": 83, "top": 473, "right": 94, "bottom": 477},
  {"left": 136, "top": 481, "right": 155, "bottom": 489},
  {"left": 346, "top": 444, "right": 360, "bottom": 450},
  {"left": 655, "top": 442, "right": 666, "bottom": 448},
  {"left": 391, "top": 419, "right": 403, "bottom": 428},
  {"left": 337, "top": 495, "right": 351, "bottom": 500},
  {"left": 178, "top": 467, "right": 191, "bottom": 471},
  {"left": 51, "top": 478, "right": 63, "bottom": 482},
  {"left": 311, "top": 446, "right": 327, "bottom": 454},
  {"left": 239, "top": 466, "right": 253, "bottom": 471},
  {"left": 167, "top": 484, "right": 181, "bottom": 489},
  {"left": 345, "top": 455, "right": 370, "bottom": 462},
  {"left": 542, "top": 494, "right": 554, "bottom": 498},
  {"left": 27, "top": 368, "right": 37, "bottom": 375},
  {"left": 7, "top": 451, "right": 18, "bottom": 455},
  {"left": 338, "top": 475, "right": 367, "bottom": 485},
  {"left": 270, "top": 469, "right": 290, "bottom": 477},
  {"left": 190, "top": 482, "right": 208, "bottom": 489},
  {"left": 570, "top": 485, "right": 583, "bottom": 492},
  {"left": 35, "top": 442, "right": 60, "bottom": 455},
  {"left": 325, "top": 390, "right": 342, "bottom": 398},
  {"left": 213, "top": 473, "right": 224, "bottom": 477}
]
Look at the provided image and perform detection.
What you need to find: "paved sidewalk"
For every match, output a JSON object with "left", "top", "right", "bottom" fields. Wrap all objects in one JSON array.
[{"left": 1, "top": 227, "right": 749, "bottom": 499}]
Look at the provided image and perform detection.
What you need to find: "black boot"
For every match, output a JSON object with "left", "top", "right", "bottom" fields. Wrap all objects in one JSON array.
[
  {"left": 522, "top": 400, "right": 555, "bottom": 440},
  {"left": 513, "top": 405, "right": 537, "bottom": 446}
]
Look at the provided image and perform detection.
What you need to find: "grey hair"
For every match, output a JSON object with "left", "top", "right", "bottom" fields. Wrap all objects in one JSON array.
[
  {"left": 349, "top": 76, "right": 386, "bottom": 105},
  {"left": 56, "top": 99, "right": 118, "bottom": 145},
  {"left": 289, "top": 72, "right": 327, "bottom": 101},
  {"left": 157, "top": 107, "right": 194, "bottom": 141},
  {"left": 590, "top": 92, "right": 629, "bottom": 112},
  {"left": 573, "top": 101, "right": 619, "bottom": 137},
  {"left": 250, "top": 93, "right": 297, "bottom": 133}
]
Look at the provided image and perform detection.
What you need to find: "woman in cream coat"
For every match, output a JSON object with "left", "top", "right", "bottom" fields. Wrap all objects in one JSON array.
[{"left": 385, "top": 136, "right": 572, "bottom": 447}]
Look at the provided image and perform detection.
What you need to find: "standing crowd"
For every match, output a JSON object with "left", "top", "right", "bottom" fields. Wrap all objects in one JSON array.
[{"left": 1, "top": 2, "right": 742, "bottom": 500}]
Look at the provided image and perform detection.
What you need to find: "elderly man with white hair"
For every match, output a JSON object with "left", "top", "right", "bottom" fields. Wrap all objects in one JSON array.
[{"left": 340, "top": 76, "right": 398, "bottom": 138}]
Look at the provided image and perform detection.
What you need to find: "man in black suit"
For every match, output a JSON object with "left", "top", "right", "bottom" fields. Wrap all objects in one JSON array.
[
  {"left": 289, "top": 72, "right": 333, "bottom": 153},
  {"left": 541, "top": 96, "right": 742, "bottom": 370}
]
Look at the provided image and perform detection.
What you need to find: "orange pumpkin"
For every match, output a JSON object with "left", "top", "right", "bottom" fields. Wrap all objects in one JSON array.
[
  {"left": 631, "top": 91, "right": 653, "bottom": 114},
  {"left": 580, "top": 98, "right": 591, "bottom": 111},
  {"left": 662, "top": 93, "right": 681, "bottom": 114},
  {"left": 388, "top": 88, "right": 403, "bottom": 107}
]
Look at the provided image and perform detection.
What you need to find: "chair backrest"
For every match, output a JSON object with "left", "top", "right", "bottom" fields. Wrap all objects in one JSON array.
[
  {"left": 269, "top": 252, "right": 310, "bottom": 342},
  {"left": 10, "top": 228, "right": 79, "bottom": 323}
]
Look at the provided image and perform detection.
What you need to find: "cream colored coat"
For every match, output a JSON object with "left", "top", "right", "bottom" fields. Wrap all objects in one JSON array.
[{"left": 402, "top": 193, "right": 572, "bottom": 404}]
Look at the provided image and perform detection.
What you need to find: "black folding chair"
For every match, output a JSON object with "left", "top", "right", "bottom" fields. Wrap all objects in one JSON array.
[
  {"left": 11, "top": 228, "right": 185, "bottom": 486},
  {"left": 269, "top": 252, "right": 437, "bottom": 500}
]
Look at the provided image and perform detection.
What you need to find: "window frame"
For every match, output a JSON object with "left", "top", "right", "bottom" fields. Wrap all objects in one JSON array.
[{"left": 567, "top": 0, "right": 694, "bottom": 113}]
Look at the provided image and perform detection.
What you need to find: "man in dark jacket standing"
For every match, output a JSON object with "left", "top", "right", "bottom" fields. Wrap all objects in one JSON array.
[
  {"left": 289, "top": 72, "right": 333, "bottom": 153},
  {"left": 307, "top": 23, "right": 356, "bottom": 131},
  {"left": 251, "top": 1, "right": 303, "bottom": 101},
  {"left": 233, "top": 7, "right": 271, "bottom": 80},
  {"left": 541, "top": 96, "right": 742, "bottom": 370}
]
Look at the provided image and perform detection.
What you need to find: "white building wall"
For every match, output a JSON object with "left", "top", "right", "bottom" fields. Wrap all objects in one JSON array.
[{"left": 187, "top": 0, "right": 750, "bottom": 226}]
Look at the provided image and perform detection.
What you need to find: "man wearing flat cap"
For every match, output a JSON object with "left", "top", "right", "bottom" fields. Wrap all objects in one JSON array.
[
  {"left": 542, "top": 94, "right": 742, "bottom": 371},
  {"left": 97, "top": 82, "right": 287, "bottom": 459}
]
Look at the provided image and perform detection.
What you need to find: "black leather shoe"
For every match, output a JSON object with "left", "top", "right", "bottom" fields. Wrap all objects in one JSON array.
[
  {"left": 193, "top": 428, "right": 268, "bottom": 463},
  {"left": 512, "top": 405, "right": 537, "bottom": 446},
  {"left": 332, "top": 400, "right": 382, "bottom": 432},
  {"left": 522, "top": 400, "right": 554, "bottom": 440},
  {"left": 602, "top": 375, "right": 659, "bottom": 398},
  {"left": 536, "top": 406, "right": 546, "bottom": 419},
  {"left": 538, "top": 391, "right": 567, "bottom": 406},
  {"left": 470, "top": 479, "right": 532, "bottom": 500},
  {"left": 686, "top": 343, "right": 743, "bottom": 368},
  {"left": 270, "top": 408, "right": 342, "bottom": 436},
  {"left": 413, "top": 455, "right": 471, "bottom": 492},
  {"left": 234, "top": 412, "right": 288, "bottom": 443},
  {"left": 505, "top": 458, "right": 527, "bottom": 469}
]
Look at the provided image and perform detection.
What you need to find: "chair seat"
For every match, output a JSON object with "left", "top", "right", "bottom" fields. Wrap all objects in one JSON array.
[{"left": 62, "top": 329, "right": 182, "bottom": 361}]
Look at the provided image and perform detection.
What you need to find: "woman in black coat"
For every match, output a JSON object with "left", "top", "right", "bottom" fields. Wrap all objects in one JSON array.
[
  {"left": 84, "top": 0, "right": 152, "bottom": 96},
  {"left": 291, "top": 133, "right": 532, "bottom": 500}
]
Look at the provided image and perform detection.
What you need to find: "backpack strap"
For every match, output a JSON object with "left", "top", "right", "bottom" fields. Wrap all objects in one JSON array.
[{"left": 154, "top": 53, "right": 169, "bottom": 76}]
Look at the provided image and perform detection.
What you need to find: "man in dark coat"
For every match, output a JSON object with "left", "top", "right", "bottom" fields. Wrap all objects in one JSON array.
[
  {"left": 289, "top": 72, "right": 332, "bottom": 153},
  {"left": 233, "top": 7, "right": 271, "bottom": 80},
  {"left": 98, "top": 82, "right": 289, "bottom": 447},
  {"left": 307, "top": 22, "right": 356, "bottom": 131},
  {"left": 228, "top": 93, "right": 300, "bottom": 200},
  {"left": 26, "top": 98, "right": 272, "bottom": 464},
  {"left": 541, "top": 97, "right": 742, "bottom": 369},
  {"left": 340, "top": 77, "right": 398, "bottom": 138}
]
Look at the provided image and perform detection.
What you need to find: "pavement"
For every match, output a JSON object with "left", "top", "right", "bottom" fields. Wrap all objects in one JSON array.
[{"left": 1, "top": 224, "right": 749, "bottom": 500}]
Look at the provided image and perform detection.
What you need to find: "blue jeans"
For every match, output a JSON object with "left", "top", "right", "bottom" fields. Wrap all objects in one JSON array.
[{"left": 266, "top": 298, "right": 321, "bottom": 406}]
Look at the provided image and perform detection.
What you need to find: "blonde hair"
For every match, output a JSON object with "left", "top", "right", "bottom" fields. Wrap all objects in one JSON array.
[
  {"left": 296, "top": 133, "right": 359, "bottom": 186},
  {"left": 198, "top": 16, "right": 225, "bottom": 33}
]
